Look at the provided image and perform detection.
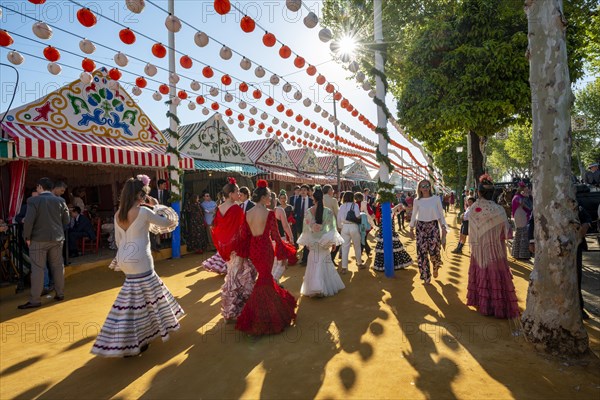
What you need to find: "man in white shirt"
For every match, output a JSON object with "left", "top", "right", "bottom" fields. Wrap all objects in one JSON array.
[{"left": 239, "top": 187, "right": 255, "bottom": 213}]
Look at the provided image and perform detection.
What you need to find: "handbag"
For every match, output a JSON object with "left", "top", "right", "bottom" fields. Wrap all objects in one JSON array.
[{"left": 345, "top": 204, "right": 361, "bottom": 224}]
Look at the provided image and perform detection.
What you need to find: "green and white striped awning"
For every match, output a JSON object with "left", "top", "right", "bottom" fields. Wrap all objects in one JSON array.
[
  {"left": 194, "top": 160, "right": 264, "bottom": 176},
  {"left": 0, "top": 138, "right": 15, "bottom": 160}
]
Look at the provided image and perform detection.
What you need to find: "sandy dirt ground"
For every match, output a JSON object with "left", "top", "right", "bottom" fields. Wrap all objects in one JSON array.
[{"left": 1, "top": 210, "right": 599, "bottom": 400}]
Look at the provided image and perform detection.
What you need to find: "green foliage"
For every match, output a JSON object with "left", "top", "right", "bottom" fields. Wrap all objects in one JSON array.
[
  {"left": 573, "top": 78, "right": 600, "bottom": 169},
  {"left": 486, "top": 123, "right": 533, "bottom": 178}
]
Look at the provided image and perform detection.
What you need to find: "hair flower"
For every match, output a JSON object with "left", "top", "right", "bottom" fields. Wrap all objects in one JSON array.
[
  {"left": 257, "top": 179, "right": 268, "bottom": 188},
  {"left": 475, "top": 207, "right": 482, "bottom": 212},
  {"left": 136, "top": 174, "right": 151, "bottom": 186},
  {"left": 227, "top": 177, "right": 237, "bottom": 185}
]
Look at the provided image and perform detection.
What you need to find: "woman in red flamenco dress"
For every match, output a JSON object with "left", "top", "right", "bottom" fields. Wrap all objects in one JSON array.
[{"left": 235, "top": 180, "right": 297, "bottom": 335}]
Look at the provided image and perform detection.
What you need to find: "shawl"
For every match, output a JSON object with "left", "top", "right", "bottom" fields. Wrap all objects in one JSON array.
[{"left": 468, "top": 199, "right": 509, "bottom": 267}]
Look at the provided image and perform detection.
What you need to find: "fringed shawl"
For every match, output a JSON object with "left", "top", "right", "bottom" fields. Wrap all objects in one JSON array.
[{"left": 468, "top": 199, "right": 509, "bottom": 267}]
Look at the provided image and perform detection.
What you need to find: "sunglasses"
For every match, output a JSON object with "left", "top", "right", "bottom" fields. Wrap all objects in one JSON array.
[{"left": 420, "top": 184, "right": 431, "bottom": 189}]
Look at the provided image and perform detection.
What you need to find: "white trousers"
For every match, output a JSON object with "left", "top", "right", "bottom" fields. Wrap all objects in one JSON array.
[{"left": 340, "top": 223, "right": 362, "bottom": 270}]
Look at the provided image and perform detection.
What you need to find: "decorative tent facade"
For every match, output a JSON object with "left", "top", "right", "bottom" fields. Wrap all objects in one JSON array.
[{"left": 287, "top": 148, "right": 337, "bottom": 185}]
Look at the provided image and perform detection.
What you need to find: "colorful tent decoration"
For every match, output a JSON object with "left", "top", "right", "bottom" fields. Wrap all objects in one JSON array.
[
  {"left": 240, "top": 138, "right": 311, "bottom": 184},
  {"left": 343, "top": 161, "right": 373, "bottom": 182},
  {"left": 287, "top": 148, "right": 336, "bottom": 185}
]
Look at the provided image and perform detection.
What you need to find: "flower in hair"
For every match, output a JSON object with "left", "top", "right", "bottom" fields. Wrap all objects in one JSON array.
[
  {"left": 227, "top": 177, "right": 237, "bottom": 185},
  {"left": 313, "top": 185, "right": 322, "bottom": 191},
  {"left": 279, "top": 189, "right": 287, "bottom": 196},
  {"left": 257, "top": 179, "right": 268, "bottom": 188},
  {"left": 136, "top": 174, "right": 151, "bottom": 186},
  {"left": 479, "top": 173, "right": 493, "bottom": 184},
  {"left": 518, "top": 181, "right": 526, "bottom": 188}
]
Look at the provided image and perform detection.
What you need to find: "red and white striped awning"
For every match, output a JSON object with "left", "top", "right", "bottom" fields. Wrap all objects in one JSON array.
[
  {"left": 1, "top": 122, "right": 194, "bottom": 170},
  {"left": 256, "top": 164, "right": 312, "bottom": 184}
]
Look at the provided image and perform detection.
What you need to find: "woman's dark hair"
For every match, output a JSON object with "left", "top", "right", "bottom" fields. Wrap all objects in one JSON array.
[
  {"left": 118, "top": 177, "right": 149, "bottom": 223},
  {"left": 354, "top": 192, "right": 364, "bottom": 202},
  {"left": 342, "top": 191, "right": 354, "bottom": 203},
  {"left": 252, "top": 186, "right": 270, "bottom": 203},
  {"left": 478, "top": 174, "right": 495, "bottom": 201},
  {"left": 313, "top": 189, "right": 324, "bottom": 224},
  {"left": 222, "top": 182, "right": 238, "bottom": 198}
]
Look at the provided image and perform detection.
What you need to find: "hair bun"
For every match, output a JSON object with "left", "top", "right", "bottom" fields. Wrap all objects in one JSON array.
[
  {"left": 279, "top": 189, "right": 287, "bottom": 196},
  {"left": 257, "top": 179, "right": 268, "bottom": 188},
  {"left": 227, "top": 177, "right": 236, "bottom": 185}
]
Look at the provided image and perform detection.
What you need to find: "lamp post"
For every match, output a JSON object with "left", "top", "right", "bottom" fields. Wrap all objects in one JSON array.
[{"left": 456, "top": 146, "right": 463, "bottom": 213}]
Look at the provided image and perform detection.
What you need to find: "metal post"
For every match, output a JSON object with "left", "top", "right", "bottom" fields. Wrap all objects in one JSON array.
[
  {"left": 333, "top": 96, "right": 341, "bottom": 192},
  {"left": 401, "top": 148, "right": 404, "bottom": 190}
]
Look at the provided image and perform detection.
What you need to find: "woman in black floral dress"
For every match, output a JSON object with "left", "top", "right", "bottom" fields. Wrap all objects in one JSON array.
[{"left": 185, "top": 194, "right": 208, "bottom": 254}]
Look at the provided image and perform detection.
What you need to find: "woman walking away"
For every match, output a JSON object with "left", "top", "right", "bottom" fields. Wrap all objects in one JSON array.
[
  {"left": 272, "top": 190, "right": 296, "bottom": 284},
  {"left": 185, "top": 194, "right": 208, "bottom": 254},
  {"left": 297, "top": 187, "right": 345, "bottom": 297},
  {"left": 409, "top": 180, "right": 448, "bottom": 284},
  {"left": 511, "top": 182, "right": 532, "bottom": 260},
  {"left": 92, "top": 175, "right": 181, "bottom": 358},
  {"left": 337, "top": 191, "right": 363, "bottom": 274},
  {"left": 467, "top": 174, "right": 519, "bottom": 319}
]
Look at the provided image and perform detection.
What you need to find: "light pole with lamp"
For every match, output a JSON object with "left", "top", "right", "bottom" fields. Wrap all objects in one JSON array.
[{"left": 456, "top": 146, "right": 463, "bottom": 214}]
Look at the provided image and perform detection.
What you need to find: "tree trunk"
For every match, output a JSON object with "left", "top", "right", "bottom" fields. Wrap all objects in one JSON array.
[
  {"left": 466, "top": 132, "right": 473, "bottom": 191},
  {"left": 469, "top": 130, "right": 484, "bottom": 184},
  {"left": 521, "top": 0, "right": 588, "bottom": 356}
]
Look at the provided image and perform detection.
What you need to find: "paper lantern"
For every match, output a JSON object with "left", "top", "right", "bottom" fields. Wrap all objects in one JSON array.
[
  {"left": 211, "top": 102, "right": 219, "bottom": 111},
  {"left": 260, "top": 112, "right": 268, "bottom": 120},
  {"left": 239, "top": 82, "right": 249, "bottom": 92},
  {"left": 258, "top": 122, "right": 266, "bottom": 129},
  {"left": 80, "top": 58, "right": 95, "bottom": 72},
  {"left": 119, "top": 28, "right": 136, "bottom": 44},
  {"left": 249, "top": 118, "right": 255, "bottom": 126},
  {"left": 132, "top": 86, "right": 142, "bottom": 96},
  {"left": 221, "top": 74, "right": 232, "bottom": 85},
  {"left": 80, "top": 72, "right": 94, "bottom": 85},
  {"left": 180, "top": 55, "right": 193, "bottom": 69},
  {"left": 133, "top": 77, "right": 146, "bottom": 89},
  {"left": 32, "top": 21, "right": 52, "bottom": 40},
  {"left": 47, "top": 62, "right": 61, "bottom": 75},
  {"left": 196, "top": 96, "right": 205, "bottom": 104},
  {"left": 126, "top": 0, "right": 145, "bottom": 13},
  {"left": 262, "top": 32, "right": 276, "bottom": 47},
  {"left": 159, "top": 84, "right": 170, "bottom": 95},
  {"left": 270, "top": 75, "right": 280, "bottom": 85},
  {"left": 255, "top": 66, "right": 265, "bottom": 78},
  {"left": 219, "top": 46, "right": 232, "bottom": 60},
  {"left": 0, "top": 30, "right": 13, "bottom": 47},
  {"left": 351, "top": 110, "right": 359, "bottom": 117},
  {"left": 340, "top": 99, "right": 349, "bottom": 109},
  {"left": 177, "top": 90, "right": 187, "bottom": 100},
  {"left": 194, "top": 31, "right": 209, "bottom": 47},
  {"left": 325, "top": 84, "right": 335, "bottom": 93},
  {"left": 188, "top": 102, "right": 196, "bottom": 110},
  {"left": 214, "top": 0, "right": 231, "bottom": 15},
  {"left": 202, "top": 107, "right": 210, "bottom": 115},
  {"left": 303, "top": 98, "right": 312, "bottom": 107},
  {"left": 334, "top": 92, "right": 342, "bottom": 101},
  {"left": 202, "top": 66, "right": 214, "bottom": 78},
  {"left": 144, "top": 63, "right": 157, "bottom": 77},
  {"left": 190, "top": 80, "right": 201, "bottom": 91},
  {"left": 348, "top": 61, "right": 359, "bottom": 73},
  {"left": 282, "top": 83, "right": 292, "bottom": 93},
  {"left": 272, "top": 117, "right": 280, "bottom": 125},
  {"left": 318, "top": 28, "right": 332, "bottom": 43},
  {"left": 316, "top": 75, "right": 326, "bottom": 85},
  {"left": 282, "top": 122, "right": 289, "bottom": 129},
  {"left": 347, "top": 104, "right": 354, "bottom": 112},
  {"left": 362, "top": 81, "right": 371, "bottom": 91},
  {"left": 295, "top": 115, "right": 303, "bottom": 123},
  {"left": 314, "top": 105, "right": 321, "bottom": 112},
  {"left": 249, "top": 107, "right": 258, "bottom": 115},
  {"left": 209, "top": 87, "right": 219, "bottom": 97},
  {"left": 306, "top": 65, "right": 317, "bottom": 76},
  {"left": 304, "top": 12, "right": 318, "bottom": 28},
  {"left": 169, "top": 73, "right": 180, "bottom": 84},
  {"left": 240, "top": 57, "right": 251, "bottom": 70},
  {"left": 303, "top": 119, "right": 310, "bottom": 126},
  {"left": 172, "top": 97, "right": 181, "bottom": 106},
  {"left": 225, "top": 108, "right": 233, "bottom": 117},
  {"left": 28, "top": 0, "right": 47, "bottom": 3},
  {"left": 293, "top": 56, "right": 305, "bottom": 69},
  {"left": 77, "top": 8, "right": 97, "bottom": 28},
  {"left": 114, "top": 52, "right": 129, "bottom": 67},
  {"left": 224, "top": 93, "right": 233, "bottom": 102},
  {"left": 321, "top": 110, "right": 329, "bottom": 118},
  {"left": 152, "top": 43, "right": 167, "bottom": 58},
  {"left": 165, "top": 15, "right": 182, "bottom": 32},
  {"left": 318, "top": 127, "right": 324, "bottom": 133},
  {"left": 79, "top": 38, "right": 96, "bottom": 54},
  {"left": 7, "top": 51, "right": 24, "bottom": 65},
  {"left": 108, "top": 68, "right": 122, "bottom": 81},
  {"left": 265, "top": 97, "right": 274, "bottom": 106},
  {"left": 279, "top": 45, "right": 291, "bottom": 59},
  {"left": 276, "top": 104, "right": 285, "bottom": 112},
  {"left": 43, "top": 46, "right": 60, "bottom": 62},
  {"left": 356, "top": 71, "right": 365, "bottom": 83},
  {"left": 286, "top": 0, "right": 302, "bottom": 12},
  {"left": 285, "top": 109, "right": 293, "bottom": 117},
  {"left": 369, "top": 90, "right": 376, "bottom": 98},
  {"left": 310, "top": 122, "right": 317, "bottom": 129},
  {"left": 240, "top": 16, "right": 255, "bottom": 33}
]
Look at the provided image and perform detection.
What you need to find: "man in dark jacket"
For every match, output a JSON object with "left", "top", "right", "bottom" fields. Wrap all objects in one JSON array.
[
  {"left": 294, "top": 184, "right": 314, "bottom": 264},
  {"left": 68, "top": 206, "right": 96, "bottom": 257}
]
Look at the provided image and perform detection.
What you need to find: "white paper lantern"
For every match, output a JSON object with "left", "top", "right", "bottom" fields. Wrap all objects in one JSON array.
[
  {"left": 333, "top": 120, "right": 340, "bottom": 126},
  {"left": 188, "top": 80, "right": 200, "bottom": 91},
  {"left": 340, "top": 53, "right": 350, "bottom": 63},
  {"left": 272, "top": 117, "right": 279, "bottom": 124},
  {"left": 270, "top": 75, "right": 280, "bottom": 85},
  {"left": 144, "top": 63, "right": 157, "bottom": 77},
  {"left": 321, "top": 110, "right": 328, "bottom": 118},
  {"left": 165, "top": 14, "right": 182, "bottom": 33},
  {"left": 108, "top": 80, "right": 119, "bottom": 90},
  {"left": 257, "top": 129, "right": 263, "bottom": 135},
  {"left": 348, "top": 61, "right": 360, "bottom": 73},
  {"left": 126, "top": 0, "right": 145, "bottom": 13},
  {"left": 237, "top": 122, "right": 244, "bottom": 129},
  {"left": 249, "top": 107, "right": 258, "bottom": 115},
  {"left": 362, "top": 82, "right": 371, "bottom": 91},
  {"left": 328, "top": 115, "right": 335, "bottom": 122},
  {"left": 356, "top": 71, "right": 365, "bottom": 83},
  {"left": 255, "top": 66, "right": 265, "bottom": 78},
  {"left": 209, "top": 87, "right": 219, "bottom": 97},
  {"left": 219, "top": 46, "right": 233, "bottom": 60},
  {"left": 318, "top": 28, "right": 332, "bottom": 43},
  {"left": 248, "top": 126, "right": 254, "bottom": 132},
  {"left": 214, "top": 113, "right": 221, "bottom": 121},
  {"left": 303, "top": 98, "right": 312, "bottom": 107},
  {"left": 172, "top": 97, "right": 181, "bottom": 106},
  {"left": 368, "top": 90, "right": 376, "bottom": 98},
  {"left": 47, "top": 62, "right": 61, "bottom": 75},
  {"left": 227, "top": 118, "right": 234, "bottom": 125},
  {"left": 169, "top": 73, "right": 180, "bottom": 84},
  {"left": 194, "top": 31, "right": 209, "bottom": 47},
  {"left": 309, "top": 134, "right": 315, "bottom": 140},
  {"left": 282, "top": 82, "right": 292, "bottom": 93},
  {"left": 293, "top": 91, "right": 302, "bottom": 100},
  {"left": 202, "top": 107, "right": 210, "bottom": 115},
  {"left": 304, "top": 12, "right": 318, "bottom": 29},
  {"left": 303, "top": 132, "right": 309, "bottom": 138},
  {"left": 260, "top": 112, "right": 268, "bottom": 120},
  {"left": 114, "top": 52, "right": 129, "bottom": 67},
  {"left": 240, "top": 57, "right": 251, "bottom": 70},
  {"left": 290, "top": 126, "right": 296, "bottom": 132},
  {"left": 281, "top": 122, "right": 288, "bottom": 129},
  {"left": 286, "top": 0, "right": 302, "bottom": 12},
  {"left": 224, "top": 93, "right": 233, "bottom": 102},
  {"left": 32, "top": 21, "right": 52, "bottom": 40},
  {"left": 79, "top": 39, "right": 96, "bottom": 54},
  {"left": 265, "top": 132, "right": 270, "bottom": 138},
  {"left": 239, "top": 101, "right": 247, "bottom": 109},
  {"left": 316, "top": 137, "right": 321, "bottom": 143},
  {"left": 131, "top": 86, "right": 142, "bottom": 96},
  {"left": 80, "top": 71, "right": 93, "bottom": 85},
  {"left": 153, "top": 91, "right": 162, "bottom": 101},
  {"left": 286, "top": 139, "right": 291, "bottom": 145},
  {"left": 7, "top": 51, "right": 24, "bottom": 65},
  {"left": 314, "top": 105, "right": 322, "bottom": 113},
  {"left": 188, "top": 102, "right": 196, "bottom": 110}
]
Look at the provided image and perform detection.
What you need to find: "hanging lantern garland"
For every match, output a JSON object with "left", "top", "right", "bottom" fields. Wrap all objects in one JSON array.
[{"left": 164, "top": 94, "right": 183, "bottom": 201}]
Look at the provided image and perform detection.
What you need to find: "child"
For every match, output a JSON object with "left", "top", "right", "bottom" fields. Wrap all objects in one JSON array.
[{"left": 452, "top": 197, "right": 476, "bottom": 254}]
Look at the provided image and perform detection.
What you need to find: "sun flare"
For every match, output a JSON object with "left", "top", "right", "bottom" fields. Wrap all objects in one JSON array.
[{"left": 337, "top": 35, "right": 357, "bottom": 56}]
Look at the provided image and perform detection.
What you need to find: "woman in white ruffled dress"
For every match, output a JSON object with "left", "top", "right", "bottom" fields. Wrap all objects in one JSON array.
[{"left": 297, "top": 187, "right": 345, "bottom": 297}]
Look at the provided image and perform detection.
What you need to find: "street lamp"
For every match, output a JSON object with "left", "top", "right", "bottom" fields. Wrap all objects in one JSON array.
[{"left": 456, "top": 146, "right": 463, "bottom": 214}]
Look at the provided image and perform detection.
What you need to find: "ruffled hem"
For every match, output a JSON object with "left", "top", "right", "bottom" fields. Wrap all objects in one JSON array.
[
  {"left": 297, "top": 230, "right": 345, "bottom": 248},
  {"left": 202, "top": 253, "right": 227, "bottom": 275},
  {"left": 235, "top": 281, "right": 296, "bottom": 335},
  {"left": 301, "top": 249, "right": 345, "bottom": 297},
  {"left": 275, "top": 239, "right": 298, "bottom": 266},
  {"left": 466, "top": 258, "right": 520, "bottom": 319}
]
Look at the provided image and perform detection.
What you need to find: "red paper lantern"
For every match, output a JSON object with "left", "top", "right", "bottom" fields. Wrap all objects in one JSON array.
[
  {"left": 285, "top": 109, "right": 293, "bottom": 117},
  {"left": 293, "top": 56, "right": 305, "bottom": 69},
  {"left": 276, "top": 104, "right": 285, "bottom": 112},
  {"left": 202, "top": 66, "right": 214, "bottom": 78},
  {"left": 276, "top": 130, "right": 282, "bottom": 137},
  {"left": 81, "top": 58, "right": 96, "bottom": 72},
  {"left": 347, "top": 104, "right": 354, "bottom": 112},
  {"left": 252, "top": 90, "right": 262, "bottom": 99},
  {"left": 239, "top": 82, "right": 249, "bottom": 92},
  {"left": 119, "top": 28, "right": 136, "bottom": 45},
  {"left": 211, "top": 102, "right": 219, "bottom": 110},
  {"left": 159, "top": 84, "right": 170, "bottom": 95},
  {"left": 240, "top": 16, "right": 255, "bottom": 33},
  {"left": 152, "top": 43, "right": 167, "bottom": 58},
  {"left": 249, "top": 119, "right": 256, "bottom": 126},
  {"left": 265, "top": 97, "right": 274, "bottom": 106},
  {"left": 325, "top": 84, "right": 335, "bottom": 93},
  {"left": 296, "top": 138, "right": 302, "bottom": 143},
  {"left": 329, "top": 133, "right": 335, "bottom": 139},
  {"left": 310, "top": 122, "right": 317, "bottom": 129},
  {"left": 279, "top": 45, "right": 291, "bottom": 59},
  {"left": 334, "top": 92, "right": 342, "bottom": 101},
  {"left": 180, "top": 55, "right": 193, "bottom": 69},
  {"left": 316, "top": 75, "right": 326, "bottom": 85},
  {"left": 351, "top": 110, "right": 359, "bottom": 117},
  {"left": 308, "top": 143, "right": 313, "bottom": 148},
  {"left": 238, "top": 114, "right": 245, "bottom": 121},
  {"left": 108, "top": 68, "right": 122, "bottom": 81},
  {"left": 283, "top": 133, "right": 289, "bottom": 139},
  {"left": 221, "top": 74, "right": 232, "bottom": 85},
  {"left": 28, "top": 0, "right": 47, "bottom": 4},
  {"left": 340, "top": 99, "right": 349, "bottom": 109},
  {"left": 303, "top": 119, "right": 310, "bottom": 126},
  {"left": 135, "top": 76, "right": 147, "bottom": 88},
  {"left": 267, "top": 127, "right": 274, "bottom": 134},
  {"left": 225, "top": 108, "right": 233, "bottom": 117},
  {"left": 358, "top": 114, "right": 365, "bottom": 121},
  {"left": 306, "top": 65, "right": 317, "bottom": 76},
  {"left": 258, "top": 122, "right": 265, "bottom": 129},
  {"left": 178, "top": 90, "right": 188, "bottom": 100},
  {"left": 318, "top": 127, "right": 324, "bottom": 133},
  {"left": 263, "top": 32, "right": 276, "bottom": 47},
  {"left": 214, "top": 0, "right": 231, "bottom": 15},
  {"left": 0, "top": 30, "right": 14, "bottom": 47},
  {"left": 43, "top": 46, "right": 60, "bottom": 62},
  {"left": 196, "top": 96, "right": 205, "bottom": 104},
  {"left": 77, "top": 8, "right": 97, "bottom": 28},
  {"left": 302, "top": 140, "right": 307, "bottom": 145},
  {"left": 295, "top": 115, "right": 303, "bottom": 123}
]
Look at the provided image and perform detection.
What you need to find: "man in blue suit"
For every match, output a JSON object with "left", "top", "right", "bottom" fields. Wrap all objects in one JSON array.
[
  {"left": 68, "top": 206, "right": 96, "bottom": 257},
  {"left": 294, "top": 184, "right": 313, "bottom": 264}
]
